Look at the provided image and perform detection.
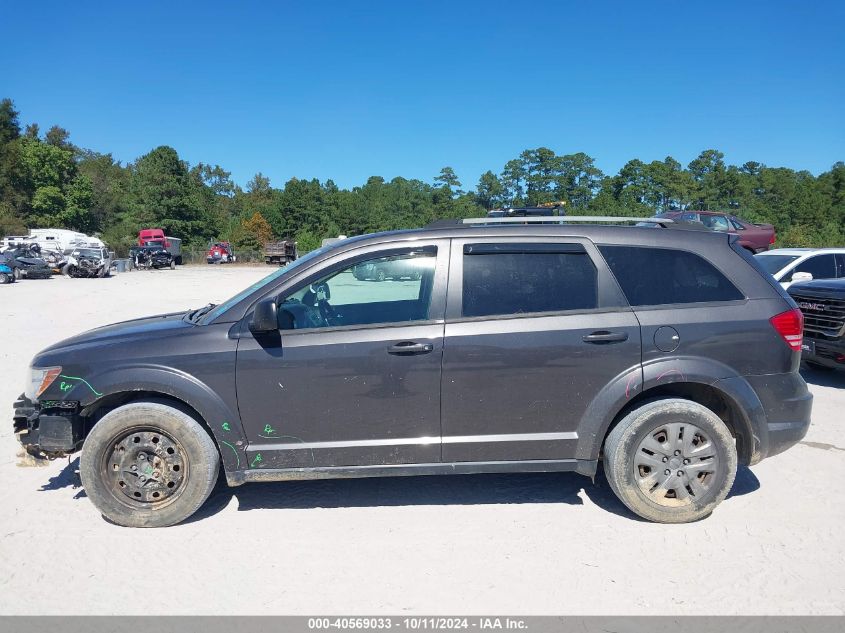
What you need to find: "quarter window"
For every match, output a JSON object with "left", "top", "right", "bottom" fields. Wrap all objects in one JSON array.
[
  {"left": 278, "top": 248, "right": 437, "bottom": 330},
  {"left": 599, "top": 245, "right": 743, "bottom": 306},
  {"left": 462, "top": 243, "right": 598, "bottom": 317}
]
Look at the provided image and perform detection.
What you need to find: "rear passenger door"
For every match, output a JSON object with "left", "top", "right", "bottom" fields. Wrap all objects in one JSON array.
[{"left": 440, "top": 238, "right": 642, "bottom": 463}]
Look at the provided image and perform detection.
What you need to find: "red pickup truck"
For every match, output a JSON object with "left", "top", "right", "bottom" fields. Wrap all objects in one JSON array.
[{"left": 658, "top": 211, "right": 775, "bottom": 253}]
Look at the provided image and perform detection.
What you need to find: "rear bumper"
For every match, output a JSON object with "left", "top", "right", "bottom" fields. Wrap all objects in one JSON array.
[
  {"left": 743, "top": 372, "right": 813, "bottom": 461},
  {"left": 13, "top": 393, "right": 84, "bottom": 457}
]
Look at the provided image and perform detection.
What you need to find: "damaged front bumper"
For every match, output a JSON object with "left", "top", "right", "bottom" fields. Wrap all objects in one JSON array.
[{"left": 13, "top": 393, "right": 85, "bottom": 458}]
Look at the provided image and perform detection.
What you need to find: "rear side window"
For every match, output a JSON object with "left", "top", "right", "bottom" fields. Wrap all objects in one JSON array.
[
  {"left": 462, "top": 243, "right": 597, "bottom": 317},
  {"left": 598, "top": 245, "right": 743, "bottom": 306}
]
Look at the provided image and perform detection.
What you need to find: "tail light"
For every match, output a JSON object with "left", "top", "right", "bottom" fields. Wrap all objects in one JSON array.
[
  {"left": 770, "top": 308, "right": 803, "bottom": 352},
  {"left": 769, "top": 233, "right": 776, "bottom": 245}
]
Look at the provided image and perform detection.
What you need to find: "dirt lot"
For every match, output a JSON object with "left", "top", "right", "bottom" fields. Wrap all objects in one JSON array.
[{"left": 1, "top": 266, "right": 844, "bottom": 615}]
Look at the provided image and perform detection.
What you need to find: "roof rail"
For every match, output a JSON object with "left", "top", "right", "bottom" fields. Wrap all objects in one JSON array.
[{"left": 461, "top": 216, "right": 674, "bottom": 226}]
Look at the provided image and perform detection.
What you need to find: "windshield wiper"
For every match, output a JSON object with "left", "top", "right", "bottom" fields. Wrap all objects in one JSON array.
[{"left": 187, "top": 303, "right": 217, "bottom": 323}]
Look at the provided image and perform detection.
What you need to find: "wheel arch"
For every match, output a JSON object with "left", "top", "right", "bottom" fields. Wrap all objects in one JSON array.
[
  {"left": 595, "top": 381, "right": 759, "bottom": 466},
  {"left": 73, "top": 366, "right": 248, "bottom": 474}
]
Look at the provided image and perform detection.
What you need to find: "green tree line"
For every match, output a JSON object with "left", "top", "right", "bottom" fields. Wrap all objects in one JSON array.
[{"left": 1, "top": 97, "right": 842, "bottom": 253}]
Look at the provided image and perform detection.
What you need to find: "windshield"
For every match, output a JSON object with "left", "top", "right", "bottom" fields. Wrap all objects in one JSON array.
[
  {"left": 76, "top": 249, "right": 101, "bottom": 257},
  {"left": 203, "top": 244, "right": 338, "bottom": 323},
  {"left": 754, "top": 254, "right": 799, "bottom": 276}
]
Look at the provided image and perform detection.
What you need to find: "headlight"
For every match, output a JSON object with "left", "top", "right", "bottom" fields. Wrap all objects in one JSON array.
[{"left": 25, "top": 366, "right": 62, "bottom": 401}]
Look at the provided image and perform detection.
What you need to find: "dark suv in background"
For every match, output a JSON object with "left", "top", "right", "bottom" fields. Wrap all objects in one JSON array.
[{"left": 14, "top": 218, "right": 812, "bottom": 527}]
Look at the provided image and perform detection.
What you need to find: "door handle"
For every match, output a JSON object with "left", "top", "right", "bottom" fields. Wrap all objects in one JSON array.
[
  {"left": 582, "top": 331, "right": 629, "bottom": 344},
  {"left": 388, "top": 342, "right": 434, "bottom": 355}
]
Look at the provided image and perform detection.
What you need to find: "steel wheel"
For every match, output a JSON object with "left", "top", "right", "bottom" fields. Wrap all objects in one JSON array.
[
  {"left": 633, "top": 422, "right": 720, "bottom": 507},
  {"left": 102, "top": 428, "right": 189, "bottom": 508}
]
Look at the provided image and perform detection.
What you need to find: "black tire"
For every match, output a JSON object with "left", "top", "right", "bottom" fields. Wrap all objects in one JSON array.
[
  {"left": 79, "top": 402, "right": 220, "bottom": 527},
  {"left": 603, "top": 398, "right": 737, "bottom": 523},
  {"left": 62, "top": 265, "right": 74, "bottom": 278},
  {"left": 13, "top": 267, "right": 22, "bottom": 280},
  {"left": 170, "top": 259, "right": 176, "bottom": 270},
  {"left": 0, "top": 272, "right": 10, "bottom": 284},
  {"left": 175, "top": 256, "right": 182, "bottom": 265},
  {"left": 376, "top": 269, "right": 386, "bottom": 282}
]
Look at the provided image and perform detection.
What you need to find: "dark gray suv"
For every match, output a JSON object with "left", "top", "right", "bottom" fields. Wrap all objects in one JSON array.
[{"left": 14, "top": 219, "right": 812, "bottom": 526}]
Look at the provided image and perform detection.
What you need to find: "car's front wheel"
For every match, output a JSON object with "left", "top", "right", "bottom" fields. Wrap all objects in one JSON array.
[
  {"left": 603, "top": 398, "right": 737, "bottom": 523},
  {"left": 80, "top": 402, "right": 220, "bottom": 527}
]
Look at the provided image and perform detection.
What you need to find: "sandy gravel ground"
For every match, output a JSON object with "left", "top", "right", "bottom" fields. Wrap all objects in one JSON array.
[{"left": 1, "top": 266, "right": 843, "bottom": 615}]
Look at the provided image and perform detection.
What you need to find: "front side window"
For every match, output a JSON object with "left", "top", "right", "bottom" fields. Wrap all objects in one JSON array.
[
  {"left": 278, "top": 248, "right": 437, "bottom": 330},
  {"left": 599, "top": 245, "right": 744, "bottom": 306},
  {"left": 462, "top": 243, "right": 598, "bottom": 318},
  {"left": 791, "top": 254, "right": 836, "bottom": 281}
]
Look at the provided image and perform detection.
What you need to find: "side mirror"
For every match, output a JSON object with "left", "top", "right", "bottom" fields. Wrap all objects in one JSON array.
[
  {"left": 791, "top": 271, "right": 813, "bottom": 283},
  {"left": 249, "top": 298, "right": 279, "bottom": 334}
]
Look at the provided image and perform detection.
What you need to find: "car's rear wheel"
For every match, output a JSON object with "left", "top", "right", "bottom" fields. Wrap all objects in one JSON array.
[
  {"left": 0, "top": 272, "right": 10, "bottom": 284},
  {"left": 603, "top": 398, "right": 737, "bottom": 523},
  {"left": 170, "top": 259, "right": 176, "bottom": 270},
  {"left": 80, "top": 402, "right": 219, "bottom": 527}
]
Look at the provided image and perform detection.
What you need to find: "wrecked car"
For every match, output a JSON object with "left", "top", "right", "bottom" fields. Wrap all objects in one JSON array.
[
  {"left": 0, "top": 258, "right": 14, "bottom": 284},
  {"left": 15, "top": 218, "right": 811, "bottom": 527},
  {"left": 4, "top": 244, "right": 52, "bottom": 280},
  {"left": 130, "top": 245, "right": 175, "bottom": 270},
  {"left": 63, "top": 247, "right": 113, "bottom": 278}
]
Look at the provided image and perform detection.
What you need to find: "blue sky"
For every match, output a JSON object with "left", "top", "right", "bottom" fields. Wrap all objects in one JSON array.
[{"left": 2, "top": 1, "right": 843, "bottom": 190}]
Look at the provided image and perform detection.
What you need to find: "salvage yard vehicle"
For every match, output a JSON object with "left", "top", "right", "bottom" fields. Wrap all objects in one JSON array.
[
  {"left": 138, "top": 230, "right": 182, "bottom": 265},
  {"left": 788, "top": 277, "right": 845, "bottom": 370},
  {"left": 263, "top": 239, "right": 297, "bottom": 265},
  {"left": 62, "top": 247, "right": 113, "bottom": 278},
  {"left": 130, "top": 245, "right": 175, "bottom": 270},
  {"left": 14, "top": 216, "right": 812, "bottom": 527},
  {"left": 5, "top": 244, "right": 52, "bottom": 279},
  {"left": 207, "top": 241, "right": 235, "bottom": 264},
  {"left": 0, "top": 259, "right": 14, "bottom": 283}
]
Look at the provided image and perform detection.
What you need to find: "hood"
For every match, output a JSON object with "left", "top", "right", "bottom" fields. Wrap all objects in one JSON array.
[
  {"left": 17, "top": 257, "right": 49, "bottom": 267},
  {"left": 39, "top": 311, "right": 193, "bottom": 355},
  {"left": 788, "top": 279, "right": 845, "bottom": 296}
]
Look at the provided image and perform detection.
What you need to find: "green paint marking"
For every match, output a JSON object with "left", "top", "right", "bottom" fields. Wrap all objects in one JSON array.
[
  {"left": 221, "top": 422, "right": 231, "bottom": 432},
  {"left": 58, "top": 375, "right": 103, "bottom": 397},
  {"left": 220, "top": 440, "right": 240, "bottom": 469},
  {"left": 251, "top": 453, "right": 263, "bottom": 468},
  {"left": 262, "top": 424, "right": 277, "bottom": 435},
  {"left": 59, "top": 382, "right": 72, "bottom": 392}
]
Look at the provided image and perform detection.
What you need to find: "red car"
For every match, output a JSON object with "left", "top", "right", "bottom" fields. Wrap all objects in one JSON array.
[{"left": 658, "top": 211, "right": 775, "bottom": 253}]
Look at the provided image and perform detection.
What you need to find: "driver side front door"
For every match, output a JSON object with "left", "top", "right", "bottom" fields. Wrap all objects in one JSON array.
[{"left": 235, "top": 240, "right": 449, "bottom": 470}]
